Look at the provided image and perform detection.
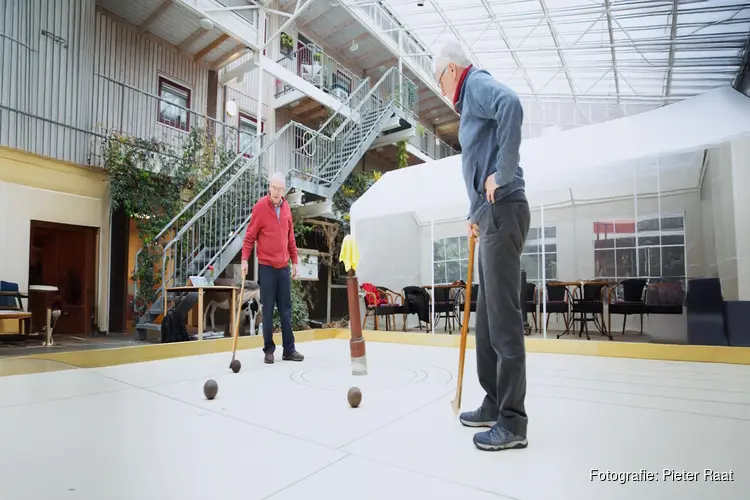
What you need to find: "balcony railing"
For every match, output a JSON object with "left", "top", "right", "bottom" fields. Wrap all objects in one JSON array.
[
  {"left": 90, "top": 74, "right": 245, "bottom": 165},
  {"left": 345, "top": 0, "right": 436, "bottom": 88},
  {"left": 409, "top": 127, "right": 458, "bottom": 160},
  {"left": 275, "top": 43, "right": 362, "bottom": 101}
]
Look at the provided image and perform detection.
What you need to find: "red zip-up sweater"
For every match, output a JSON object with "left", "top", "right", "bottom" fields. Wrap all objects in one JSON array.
[{"left": 241, "top": 195, "right": 298, "bottom": 269}]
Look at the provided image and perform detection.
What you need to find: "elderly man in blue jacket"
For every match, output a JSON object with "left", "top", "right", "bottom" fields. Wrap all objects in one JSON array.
[{"left": 435, "top": 41, "right": 531, "bottom": 452}]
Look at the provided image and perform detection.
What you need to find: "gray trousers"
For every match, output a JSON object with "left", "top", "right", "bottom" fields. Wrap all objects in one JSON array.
[{"left": 475, "top": 194, "right": 531, "bottom": 437}]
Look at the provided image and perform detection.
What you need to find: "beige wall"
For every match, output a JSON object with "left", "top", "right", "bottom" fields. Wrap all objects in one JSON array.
[{"left": 0, "top": 147, "right": 111, "bottom": 333}]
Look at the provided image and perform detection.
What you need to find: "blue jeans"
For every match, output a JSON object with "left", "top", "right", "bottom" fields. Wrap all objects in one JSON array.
[{"left": 258, "top": 264, "right": 295, "bottom": 354}]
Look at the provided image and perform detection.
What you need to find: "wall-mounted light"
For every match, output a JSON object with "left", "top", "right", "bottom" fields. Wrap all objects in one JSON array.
[
  {"left": 350, "top": 41, "right": 359, "bottom": 52},
  {"left": 226, "top": 100, "right": 238, "bottom": 117},
  {"left": 199, "top": 18, "right": 215, "bottom": 30}
]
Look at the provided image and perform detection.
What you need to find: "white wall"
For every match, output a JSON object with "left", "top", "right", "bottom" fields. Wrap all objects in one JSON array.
[
  {"left": 701, "top": 136, "right": 750, "bottom": 300},
  {"left": 731, "top": 137, "right": 750, "bottom": 299}
]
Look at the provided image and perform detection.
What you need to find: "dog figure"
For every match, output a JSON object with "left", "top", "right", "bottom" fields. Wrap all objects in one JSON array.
[{"left": 203, "top": 280, "right": 261, "bottom": 333}]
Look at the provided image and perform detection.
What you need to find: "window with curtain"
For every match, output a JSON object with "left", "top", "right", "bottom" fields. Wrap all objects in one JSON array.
[
  {"left": 238, "top": 113, "right": 262, "bottom": 157},
  {"left": 157, "top": 77, "right": 191, "bottom": 131},
  {"left": 593, "top": 212, "right": 686, "bottom": 281},
  {"left": 521, "top": 226, "right": 558, "bottom": 285},
  {"left": 433, "top": 236, "right": 471, "bottom": 284}
]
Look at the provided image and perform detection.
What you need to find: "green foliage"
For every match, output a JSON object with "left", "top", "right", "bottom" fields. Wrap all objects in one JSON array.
[
  {"left": 416, "top": 123, "right": 426, "bottom": 137},
  {"left": 103, "top": 128, "right": 232, "bottom": 316},
  {"left": 291, "top": 207, "right": 314, "bottom": 248},
  {"left": 280, "top": 32, "right": 294, "bottom": 51},
  {"left": 396, "top": 140, "right": 409, "bottom": 169}
]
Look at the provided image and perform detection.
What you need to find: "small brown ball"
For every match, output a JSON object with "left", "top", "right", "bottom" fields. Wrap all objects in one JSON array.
[
  {"left": 204, "top": 379, "right": 219, "bottom": 400},
  {"left": 230, "top": 359, "right": 241, "bottom": 373},
  {"left": 347, "top": 387, "right": 362, "bottom": 408}
]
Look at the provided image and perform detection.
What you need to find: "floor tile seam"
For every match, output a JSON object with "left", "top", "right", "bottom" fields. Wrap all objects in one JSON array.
[
  {"left": 532, "top": 391, "right": 750, "bottom": 421},
  {"left": 531, "top": 381, "right": 750, "bottom": 406},
  {"left": 0, "top": 386, "right": 131, "bottom": 410},
  {"left": 90, "top": 370, "right": 352, "bottom": 452},
  {"left": 334, "top": 388, "right": 457, "bottom": 450},
  {"left": 260, "top": 454, "right": 351, "bottom": 500},
  {"left": 339, "top": 453, "right": 520, "bottom": 500}
]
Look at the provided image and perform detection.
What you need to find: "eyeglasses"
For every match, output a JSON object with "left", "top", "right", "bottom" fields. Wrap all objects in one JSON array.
[{"left": 437, "top": 66, "right": 448, "bottom": 91}]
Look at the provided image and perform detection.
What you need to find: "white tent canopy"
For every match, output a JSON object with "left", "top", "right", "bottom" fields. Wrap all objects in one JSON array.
[
  {"left": 350, "top": 86, "right": 750, "bottom": 309},
  {"left": 351, "top": 86, "right": 750, "bottom": 224}
]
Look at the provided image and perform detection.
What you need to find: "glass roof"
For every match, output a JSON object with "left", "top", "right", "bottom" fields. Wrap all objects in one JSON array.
[{"left": 376, "top": 0, "right": 750, "bottom": 103}]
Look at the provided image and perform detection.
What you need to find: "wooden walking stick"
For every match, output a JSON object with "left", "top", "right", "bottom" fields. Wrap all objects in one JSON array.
[
  {"left": 229, "top": 271, "right": 247, "bottom": 366},
  {"left": 451, "top": 231, "right": 477, "bottom": 414}
]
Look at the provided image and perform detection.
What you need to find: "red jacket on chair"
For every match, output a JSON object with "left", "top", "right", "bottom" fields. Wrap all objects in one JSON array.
[{"left": 361, "top": 283, "right": 387, "bottom": 307}]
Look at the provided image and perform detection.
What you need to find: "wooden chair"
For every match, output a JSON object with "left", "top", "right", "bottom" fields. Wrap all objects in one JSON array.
[{"left": 360, "top": 283, "right": 406, "bottom": 331}]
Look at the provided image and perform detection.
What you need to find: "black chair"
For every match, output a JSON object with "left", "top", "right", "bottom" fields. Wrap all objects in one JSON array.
[
  {"left": 571, "top": 281, "right": 610, "bottom": 340},
  {"left": 523, "top": 282, "right": 538, "bottom": 332},
  {"left": 453, "top": 283, "right": 479, "bottom": 328},
  {"left": 433, "top": 286, "right": 457, "bottom": 333},
  {"left": 607, "top": 278, "right": 648, "bottom": 334},
  {"left": 685, "top": 277, "right": 727, "bottom": 346},
  {"left": 544, "top": 281, "right": 571, "bottom": 334},
  {"left": 403, "top": 286, "right": 432, "bottom": 330}
]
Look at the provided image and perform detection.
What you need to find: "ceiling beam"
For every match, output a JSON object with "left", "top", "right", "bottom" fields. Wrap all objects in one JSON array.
[
  {"left": 213, "top": 44, "right": 248, "bottom": 70},
  {"left": 603, "top": 0, "right": 621, "bottom": 101},
  {"left": 194, "top": 34, "right": 230, "bottom": 62},
  {"left": 538, "top": 0, "right": 577, "bottom": 99},
  {"left": 140, "top": 0, "right": 173, "bottom": 34},
  {"left": 179, "top": 27, "right": 209, "bottom": 53},
  {"left": 478, "top": 0, "right": 537, "bottom": 97},
  {"left": 663, "top": 0, "right": 680, "bottom": 97}
]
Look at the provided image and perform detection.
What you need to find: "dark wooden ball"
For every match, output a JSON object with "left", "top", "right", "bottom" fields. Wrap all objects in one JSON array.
[
  {"left": 347, "top": 387, "right": 362, "bottom": 408},
  {"left": 204, "top": 379, "right": 219, "bottom": 400},
  {"left": 230, "top": 359, "right": 241, "bottom": 373}
]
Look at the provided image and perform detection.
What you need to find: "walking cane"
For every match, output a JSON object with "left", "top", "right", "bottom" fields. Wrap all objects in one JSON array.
[
  {"left": 451, "top": 231, "right": 477, "bottom": 414},
  {"left": 229, "top": 270, "right": 247, "bottom": 366}
]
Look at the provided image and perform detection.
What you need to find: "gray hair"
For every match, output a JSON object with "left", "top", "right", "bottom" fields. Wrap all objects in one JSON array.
[
  {"left": 268, "top": 171, "right": 286, "bottom": 185},
  {"left": 434, "top": 41, "right": 472, "bottom": 75}
]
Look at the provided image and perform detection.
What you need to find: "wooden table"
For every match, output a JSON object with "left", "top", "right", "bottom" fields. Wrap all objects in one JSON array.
[
  {"left": 164, "top": 286, "right": 238, "bottom": 341},
  {"left": 0, "top": 310, "right": 32, "bottom": 335}
]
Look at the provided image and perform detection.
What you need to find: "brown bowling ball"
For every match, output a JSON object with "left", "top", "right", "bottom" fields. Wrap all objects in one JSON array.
[
  {"left": 347, "top": 387, "right": 362, "bottom": 408},
  {"left": 204, "top": 379, "right": 219, "bottom": 400},
  {"left": 230, "top": 359, "right": 241, "bottom": 373}
]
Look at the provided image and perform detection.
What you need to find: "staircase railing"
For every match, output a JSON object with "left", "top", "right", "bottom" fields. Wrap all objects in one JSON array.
[
  {"left": 132, "top": 133, "right": 263, "bottom": 309},
  {"left": 137, "top": 67, "right": 418, "bottom": 322}
]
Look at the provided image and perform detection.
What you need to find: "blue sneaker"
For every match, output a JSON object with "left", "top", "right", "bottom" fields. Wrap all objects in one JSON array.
[
  {"left": 473, "top": 424, "right": 528, "bottom": 451},
  {"left": 459, "top": 407, "right": 497, "bottom": 428}
]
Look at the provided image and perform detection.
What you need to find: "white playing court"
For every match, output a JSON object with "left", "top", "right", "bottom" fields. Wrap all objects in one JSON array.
[{"left": 0, "top": 338, "right": 748, "bottom": 499}]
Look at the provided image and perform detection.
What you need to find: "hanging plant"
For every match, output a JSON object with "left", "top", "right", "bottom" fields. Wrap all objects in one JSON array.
[
  {"left": 280, "top": 32, "right": 294, "bottom": 53},
  {"left": 396, "top": 140, "right": 409, "bottom": 169}
]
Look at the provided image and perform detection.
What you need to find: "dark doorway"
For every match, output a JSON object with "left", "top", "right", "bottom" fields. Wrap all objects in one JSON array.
[
  {"left": 108, "top": 206, "right": 130, "bottom": 333},
  {"left": 29, "top": 220, "right": 98, "bottom": 335}
]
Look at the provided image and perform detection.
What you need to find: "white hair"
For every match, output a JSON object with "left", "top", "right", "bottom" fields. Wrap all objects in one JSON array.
[
  {"left": 269, "top": 171, "right": 286, "bottom": 185},
  {"left": 433, "top": 41, "right": 472, "bottom": 75}
]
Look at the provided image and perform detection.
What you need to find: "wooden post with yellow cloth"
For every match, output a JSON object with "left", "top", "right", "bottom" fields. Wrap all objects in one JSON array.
[{"left": 339, "top": 234, "right": 367, "bottom": 376}]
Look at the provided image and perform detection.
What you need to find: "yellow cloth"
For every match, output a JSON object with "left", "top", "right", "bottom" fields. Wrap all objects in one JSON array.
[{"left": 339, "top": 234, "right": 360, "bottom": 272}]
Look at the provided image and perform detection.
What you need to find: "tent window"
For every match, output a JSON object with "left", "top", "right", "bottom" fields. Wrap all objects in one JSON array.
[
  {"left": 433, "top": 236, "right": 471, "bottom": 284},
  {"left": 594, "top": 213, "right": 685, "bottom": 282},
  {"left": 522, "top": 226, "right": 558, "bottom": 286}
]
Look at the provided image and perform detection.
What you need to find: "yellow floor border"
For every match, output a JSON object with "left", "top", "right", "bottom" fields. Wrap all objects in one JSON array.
[{"left": 2, "top": 328, "right": 750, "bottom": 376}]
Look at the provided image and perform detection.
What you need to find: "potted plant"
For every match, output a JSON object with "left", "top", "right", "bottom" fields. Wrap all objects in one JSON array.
[
  {"left": 206, "top": 264, "right": 215, "bottom": 286},
  {"left": 280, "top": 33, "right": 294, "bottom": 55}
]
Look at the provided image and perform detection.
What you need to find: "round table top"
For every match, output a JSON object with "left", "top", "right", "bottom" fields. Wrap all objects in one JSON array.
[{"left": 28, "top": 285, "right": 59, "bottom": 292}]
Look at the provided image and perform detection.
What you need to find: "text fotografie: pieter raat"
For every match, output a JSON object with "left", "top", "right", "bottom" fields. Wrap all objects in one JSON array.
[{"left": 590, "top": 469, "right": 735, "bottom": 483}]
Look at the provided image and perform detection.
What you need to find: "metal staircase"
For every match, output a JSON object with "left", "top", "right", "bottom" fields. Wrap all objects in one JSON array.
[{"left": 134, "top": 67, "right": 418, "bottom": 338}]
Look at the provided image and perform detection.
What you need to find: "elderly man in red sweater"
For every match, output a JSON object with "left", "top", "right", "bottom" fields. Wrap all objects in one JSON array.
[{"left": 241, "top": 171, "right": 304, "bottom": 364}]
